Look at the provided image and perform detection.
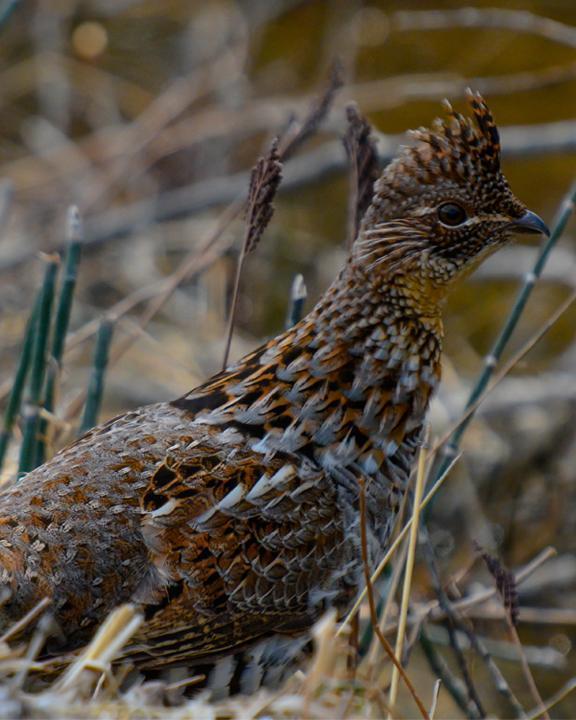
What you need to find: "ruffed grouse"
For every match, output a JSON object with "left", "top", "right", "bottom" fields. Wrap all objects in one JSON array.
[{"left": 0, "top": 93, "right": 548, "bottom": 698}]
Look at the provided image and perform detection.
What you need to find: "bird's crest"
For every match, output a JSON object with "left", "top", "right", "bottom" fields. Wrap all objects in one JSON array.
[
  {"left": 404, "top": 90, "right": 500, "bottom": 181},
  {"left": 405, "top": 89, "right": 501, "bottom": 184},
  {"left": 363, "top": 90, "right": 512, "bottom": 225}
]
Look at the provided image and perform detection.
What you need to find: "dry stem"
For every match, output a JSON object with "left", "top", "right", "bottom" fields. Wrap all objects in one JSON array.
[
  {"left": 358, "top": 478, "right": 430, "bottom": 720},
  {"left": 388, "top": 435, "right": 429, "bottom": 714}
]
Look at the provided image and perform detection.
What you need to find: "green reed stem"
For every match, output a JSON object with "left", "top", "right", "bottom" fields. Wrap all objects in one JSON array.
[
  {"left": 285, "top": 273, "right": 307, "bottom": 329},
  {"left": 79, "top": 318, "right": 114, "bottom": 435},
  {"left": 432, "top": 182, "right": 576, "bottom": 484},
  {"left": 0, "top": 0, "right": 18, "bottom": 33},
  {"left": 419, "top": 626, "right": 480, "bottom": 720},
  {"left": 36, "top": 207, "right": 83, "bottom": 465},
  {"left": 18, "top": 256, "right": 59, "bottom": 478},
  {"left": 0, "top": 179, "right": 12, "bottom": 233},
  {"left": 0, "top": 297, "right": 39, "bottom": 472}
]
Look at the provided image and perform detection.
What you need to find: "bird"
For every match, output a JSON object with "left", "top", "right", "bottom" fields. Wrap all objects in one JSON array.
[{"left": 0, "top": 92, "right": 548, "bottom": 699}]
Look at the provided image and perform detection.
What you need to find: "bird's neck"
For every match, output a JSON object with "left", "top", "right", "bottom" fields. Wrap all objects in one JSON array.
[
  {"left": 175, "top": 259, "right": 443, "bottom": 469},
  {"left": 308, "top": 258, "right": 445, "bottom": 347}
]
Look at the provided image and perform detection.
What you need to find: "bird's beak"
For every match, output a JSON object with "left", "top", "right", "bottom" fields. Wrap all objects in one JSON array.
[{"left": 512, "top": 210, "right": 550, "bottom": 237}]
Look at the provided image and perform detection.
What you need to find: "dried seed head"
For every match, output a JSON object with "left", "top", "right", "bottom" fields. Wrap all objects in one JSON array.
[
  {"left": 475, "top": 542, "right": 519, "bottom": 627},
  {"left": 244, "top": 137, "right": 283, "bottom": 254},
  {"left": 343, "top": 102, "right": 380, "bottom": 242}
]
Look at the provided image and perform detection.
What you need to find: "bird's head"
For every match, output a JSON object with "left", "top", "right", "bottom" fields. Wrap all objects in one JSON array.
[{"left": 354, "top": 91, "right": 548, "bottom": 309}]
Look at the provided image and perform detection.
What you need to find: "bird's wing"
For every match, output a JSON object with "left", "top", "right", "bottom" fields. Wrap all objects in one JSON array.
[{"left": 124, "top": 427, "right": 346, "bottom": 671}]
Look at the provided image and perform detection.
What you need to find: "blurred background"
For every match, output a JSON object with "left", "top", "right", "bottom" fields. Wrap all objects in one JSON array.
[{"left": 0, "top": 1, "right": 575, "bottom": 717}]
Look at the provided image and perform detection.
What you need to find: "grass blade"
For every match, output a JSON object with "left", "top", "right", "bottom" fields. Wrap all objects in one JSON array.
[
  {"left": 37, "top": 207, "right": 83, "bottom": 464},
  {"left": 17, "top": 256, "right": 59, "bottom": 478},
  {"left": 79, "top": 318, "right": 114, "bottom": 435},
  {"left": 0, "top": 297, "right": 39, "bottom": 473},
  {"left": 388, "top": 438, "right": 429, "bottom": 714}
]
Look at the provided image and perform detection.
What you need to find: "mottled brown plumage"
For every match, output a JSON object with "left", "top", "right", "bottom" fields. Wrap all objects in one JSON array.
[{"left": 0, "top": 92, "right": 548, "bottom": 698}]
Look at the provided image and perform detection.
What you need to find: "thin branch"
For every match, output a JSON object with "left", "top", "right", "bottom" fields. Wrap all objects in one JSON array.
[
  {"left": 420, "top": 627, "right": 478, "bottom": 719},
  {"left": 392, "top": 8, "right": 576, "bottom": 48},
  {"left": 428, "top": 284, "right": 576, "bottom": 475},
  {"left": 527, "top": 678, "right": 576, "bottom": 720},
  {"left": 0, "top": 596, "right": 51, "bottom": 644},
  {"left": 475, "top": 544, "right": 519, "bottom": 627},
  {"left": 429, "top": 547, "right": 557, "bottom": 621},
  {"left": 337, "top": 452, "right": 461, "bottom": 635},
  {"left": 476, "top": 545, "right": 548, "bottom": 719},
  {"left": 388, "top": 436, "right": 429, "bottom": 714},
  {"left": 358, "top": 478, "right": 430, "bottom": 720},
  {"left": 506, "top": 620, "right": 549, "bottom": 720},
  {"left": 422, "top": 535, "right": 487, "bottom": 718},
  {"left": 279, "top": 59, "right": 344, "bottom": 160},
  {"left": 459, "top": 623, "right": 527, "bottom": 718}
]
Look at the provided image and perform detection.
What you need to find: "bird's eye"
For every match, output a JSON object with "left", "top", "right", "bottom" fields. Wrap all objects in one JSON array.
[{"left": 438, "top": 203, "right": 467, "bottom": 227}]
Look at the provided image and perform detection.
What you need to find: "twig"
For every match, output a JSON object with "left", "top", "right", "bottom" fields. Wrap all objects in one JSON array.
[
  {"left": 422, "top": 536, "right": 486, "bottom": 718},
  {"left": 426, "top": 284, "right": 576, "bottom": 485},
  {"left": 527, "top": 678, "right": 576, "bottom": 720},
  {"left": 420, "top": 627, "right": 478, "bottom": 719},
  {"left": 423, "top": 623, "right": 566, "bottom": 670},
  {"left": 462, "top": 622, "right": 527, "bottom": 719},
  {"left": 279, "top": 59, "right": 344, "bottom": 160},
  {"left": 392, "top": 8, "right": 576, "bottom": 48},
  {"left": 365, "top": 514, "right": 410, "bottom": 666},
  {"left": 337, "top": 452, "right": 461, "bottom": 635},
  {"left": 358, "top": 478, "right": 430, "bottom": 720},
  {"left": 417, "top": 551, "right": 559, "bottom": 719},
  {"left": 506, "top": 621, "right": 549, "bottom": 720},
  {"left": 0, "top": 596, "right": 51, "bottom": 644},
  {"left": 429, "top": 679, "right": 442, "bottom": 720},
  {"left": 425, "top": 543, "right": 528, "bottom": 718},
  {"left": 476, "top": 545, "right": 548, "bottom": 719},
  {"left": 464, "top": 604, "right": 576, "bottom": 626},
  {"left": 428, "top": 547, "right": 557, "bottom": 621},
  {"left": 388, "top": 436, "right": 429, "bottom": 715}
]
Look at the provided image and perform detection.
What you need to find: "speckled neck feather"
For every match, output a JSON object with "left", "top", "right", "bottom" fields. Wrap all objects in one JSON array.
[{"left": 173, "top": 258, "right": 441, "bottom": 474}]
